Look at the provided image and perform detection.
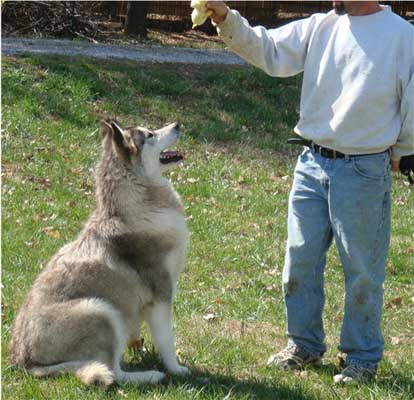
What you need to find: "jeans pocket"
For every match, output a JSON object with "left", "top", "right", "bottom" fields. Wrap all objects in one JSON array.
[{"left": 351, "top": 153, "right": 390, "bottom": 180}]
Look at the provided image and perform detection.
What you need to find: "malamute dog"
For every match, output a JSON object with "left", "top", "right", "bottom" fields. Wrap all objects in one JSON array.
[{"left": 8, "top": 120, "right": 189, "bottom": 385}]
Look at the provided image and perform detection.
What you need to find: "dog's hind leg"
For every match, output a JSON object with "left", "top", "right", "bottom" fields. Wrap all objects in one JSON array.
[
  {"left": 76, "top": 299, "right": 166, "bottom": 384},
  {"left": 23, "top": 298, "right": 166, "bottom": 386},
  {"left": 147, "top": 301, "right": 189, "bottom": 376},
  {"left": 24, "top": 298, "right": 124, "bottom": 386},
  {"left": 79, "top": 299, "right": 166, "bottom": 385}
]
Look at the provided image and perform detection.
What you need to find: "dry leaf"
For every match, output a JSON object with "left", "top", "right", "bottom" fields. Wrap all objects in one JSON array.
[
  {"left": 203, "top": 313, "right": 216, "bottom": 322},
  {"left": 391, "top": 297, "right": 403, "bottom": 306},
  {"left": 394, "top": 197, "right": 405, "bottom": 206},
  {"left": 128, "top": 338, "right": 144, "bottom": 351},
  {"left": 48, "top": 231, "right": 61, "bottom": 239},
  {"left": 265, "top": 268, "right": 279, "bottom": 276},
  {"left": 67, "top": 200, "right": 77, "bottom": 208},
  {"left": 117, "top": 389, "right": 128, "bottom": 398},
  {"left": 33, "top": 213, "right": 42, "bottom": 222},
  {"left": 43, "top": 227, "right": 61, "bottom": 239},
  {"left": 391, "top": 336, "right": 401, "bottom": 345}
]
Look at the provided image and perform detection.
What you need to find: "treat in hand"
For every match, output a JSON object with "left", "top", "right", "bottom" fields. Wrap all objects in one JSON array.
[{"left": 191, "top": 0, "right": 213, "bottom": 28}]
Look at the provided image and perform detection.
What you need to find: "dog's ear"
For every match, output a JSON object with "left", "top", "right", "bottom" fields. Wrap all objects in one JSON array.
[
  {"left": 101, "top": 119, "right": 113, "bottom": 140},
  {"left": 110, "top": 121, "right": 127, "bottom": 149},
  {"left": 108, "top": 121, "right": 135, "bottom": 163}
]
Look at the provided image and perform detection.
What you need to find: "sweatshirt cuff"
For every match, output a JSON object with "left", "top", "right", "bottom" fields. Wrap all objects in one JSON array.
[
  {"left": 214, "top": 9, "right": 239, "bottom": 41},
  {"left": 390, "top": 147, "right": 409, "bottom": 161}
]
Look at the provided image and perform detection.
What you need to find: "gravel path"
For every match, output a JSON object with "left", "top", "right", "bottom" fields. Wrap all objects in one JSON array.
[{"left": 2, "top": 37, "right": 246, "bottom": 65}]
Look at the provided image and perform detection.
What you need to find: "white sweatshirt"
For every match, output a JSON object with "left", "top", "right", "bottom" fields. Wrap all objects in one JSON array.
[{"left": 216, "top": 6, "right": 414, "bottom": 160}]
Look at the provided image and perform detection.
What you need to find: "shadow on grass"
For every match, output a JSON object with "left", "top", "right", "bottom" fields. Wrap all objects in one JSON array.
[
  {"left": 106, "top": 368, "right": 317, "bottom": 400},
  {"left": 3, "top": 54, "right": 302, "bottom": 152},
  {"left": 113, "top": 348, "right": 315, "bottom": 399},
  {"left": 173, "top": 370, "right": 315, "bottom": 400},
  {"left": 4, "top": 352, "right": 413, "bottom": 399},
  {"left": 308, "top": 362, "right": 414, "bottom": 398},
  {"left": 3, "top": 358, "right": 314, "bottom": 400},
  {"left": 375, "top": 372, "right": 414, "bottom": 397}
]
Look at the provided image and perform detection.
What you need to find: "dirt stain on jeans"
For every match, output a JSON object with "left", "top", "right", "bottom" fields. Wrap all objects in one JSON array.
[
  {"left": 284, "top": 279, "right": 299, "bottom": 295},
  {"left": 353, "top": 277, "right": 371, "bottom": 306}
]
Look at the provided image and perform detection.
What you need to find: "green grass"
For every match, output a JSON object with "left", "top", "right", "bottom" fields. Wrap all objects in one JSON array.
[{"left": 2, "top": 55, "right": 413, "bottom": 400}]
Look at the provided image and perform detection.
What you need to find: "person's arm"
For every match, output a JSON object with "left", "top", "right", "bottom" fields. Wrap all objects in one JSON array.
[
  {"left": 391, "top": 28, "right": 414, "bottom": 171},
  {"left": 391, "top": 74, "right": 414, "bottom": 171},
  {"left": 206, "top": 1, "right": 324, "bottom": 77}
]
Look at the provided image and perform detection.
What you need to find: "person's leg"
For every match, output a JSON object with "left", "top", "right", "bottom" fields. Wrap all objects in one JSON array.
[
  {"left": 329, "top": 153, "right": 391, "bottom": 382},
  {"left": 280, "top": 150, "right": 333, "bottom": 358}
]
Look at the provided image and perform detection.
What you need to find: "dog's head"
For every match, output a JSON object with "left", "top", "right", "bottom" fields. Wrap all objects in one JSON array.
[{"left": 101, "top": 120, "right": 184, "bottom": 178}]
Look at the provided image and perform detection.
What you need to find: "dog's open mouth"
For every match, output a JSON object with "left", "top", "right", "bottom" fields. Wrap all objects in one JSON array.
[{"left": 159, "top": 150, "right": 184, "bottom": 164}]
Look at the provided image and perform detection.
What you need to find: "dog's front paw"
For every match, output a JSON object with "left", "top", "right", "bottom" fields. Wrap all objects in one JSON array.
[{"left": 168, "top": 365, "right": 190, "bottom": 376}]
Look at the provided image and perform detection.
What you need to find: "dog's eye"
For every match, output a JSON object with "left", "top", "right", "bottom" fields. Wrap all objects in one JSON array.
[{"left": 147, "top": 133, "right": 154, "bottom": 139}]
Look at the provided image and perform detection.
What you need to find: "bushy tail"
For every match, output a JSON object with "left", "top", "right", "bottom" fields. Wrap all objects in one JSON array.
[
  {"left": 76, "top": 362, "right": 114, "bottom": 386},
  {"left": 29, "top": 361, "right": 114, "bottom": 386}
]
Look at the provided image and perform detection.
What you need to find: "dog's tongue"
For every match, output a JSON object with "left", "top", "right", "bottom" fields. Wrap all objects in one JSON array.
[{"left": 159, "top": 150, "right": 184, "bottom": 164}]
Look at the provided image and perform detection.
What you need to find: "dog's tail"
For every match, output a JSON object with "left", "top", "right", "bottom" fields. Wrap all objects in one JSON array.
[{"left": 29, "top": 361, "right": 114, "bottom": 386}]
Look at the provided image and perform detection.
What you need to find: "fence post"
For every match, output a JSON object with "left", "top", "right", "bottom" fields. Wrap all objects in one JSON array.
[{"left": 125, "top": 1, "right": 149, "bottom": 37}]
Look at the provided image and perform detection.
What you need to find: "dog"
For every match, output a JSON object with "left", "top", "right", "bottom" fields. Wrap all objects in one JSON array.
[{"left": 8, "top": 120, "right": 189, "bottom": 385}]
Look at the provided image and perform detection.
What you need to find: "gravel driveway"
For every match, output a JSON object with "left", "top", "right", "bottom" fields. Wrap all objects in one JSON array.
[{"left": 2, "top": 37, "right": 246, "bottom": 65}]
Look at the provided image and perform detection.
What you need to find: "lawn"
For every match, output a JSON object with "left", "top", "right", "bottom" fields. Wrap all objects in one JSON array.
[{"left": 2, "top": 54, "right": 413, "bottom": 400}]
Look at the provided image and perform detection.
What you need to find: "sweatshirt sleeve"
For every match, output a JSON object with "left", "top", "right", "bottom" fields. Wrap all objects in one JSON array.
[
  {"left": 216, "top": 9, "right": 324, "bottom": 77},
  {"left": 391, "top": 27, "right": 414, "bottom": 161}
]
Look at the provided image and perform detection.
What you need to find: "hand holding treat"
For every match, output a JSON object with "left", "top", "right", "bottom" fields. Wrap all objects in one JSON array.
[
  {"left": 191, "top": 0, "right": 213, "bottom": 28},
  {"left": 204, "top": 1, "right": 229, "bottom": 25}
]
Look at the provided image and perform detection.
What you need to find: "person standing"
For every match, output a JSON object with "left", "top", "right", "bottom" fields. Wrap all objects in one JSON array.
[{"left": 205, "top": 1, "right": 414, "bottom": 384}]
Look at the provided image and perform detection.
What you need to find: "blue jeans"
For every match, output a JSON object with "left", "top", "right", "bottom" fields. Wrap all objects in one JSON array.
[{"left": 283, "top": 148, "right": 391, "bottom": 369}]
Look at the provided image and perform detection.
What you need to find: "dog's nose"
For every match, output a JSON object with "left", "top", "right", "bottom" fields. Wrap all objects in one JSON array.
[{"left": 172, "top": 122, "right": 180, "bottom": 131}]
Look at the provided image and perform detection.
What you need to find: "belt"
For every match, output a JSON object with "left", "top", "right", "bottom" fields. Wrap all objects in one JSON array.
[{"left": 287, "top": 137, "right": 388, "bottom": 160}]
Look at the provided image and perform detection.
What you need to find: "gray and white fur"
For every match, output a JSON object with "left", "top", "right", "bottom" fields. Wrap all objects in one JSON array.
[{"left": 8, "top": 120, "right": 189, "bottom": 385}]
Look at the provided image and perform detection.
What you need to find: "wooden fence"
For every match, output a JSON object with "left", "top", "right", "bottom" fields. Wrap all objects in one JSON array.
[{"left": 118, "top": 1, "right": 414, "bottom": 22}]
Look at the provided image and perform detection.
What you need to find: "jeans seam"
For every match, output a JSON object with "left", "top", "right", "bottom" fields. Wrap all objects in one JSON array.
[
  {"left": 371, "top": 192, "right": 389, "bottom": 266},
  {"left": 366, "top": 191, "right": 388, "bottom": 342},
  {"left": 310, "top": 222, "right": 331, "bottom": 353}
]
